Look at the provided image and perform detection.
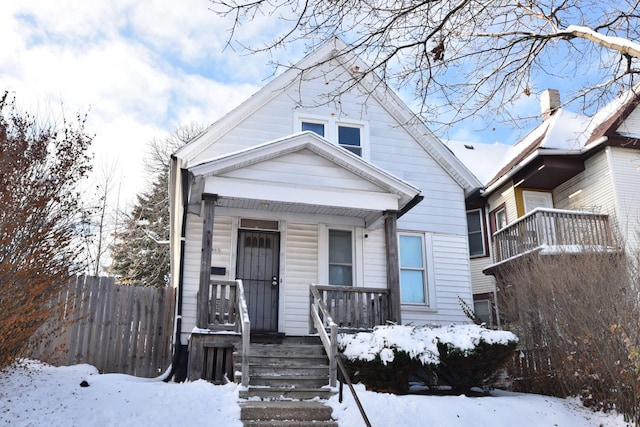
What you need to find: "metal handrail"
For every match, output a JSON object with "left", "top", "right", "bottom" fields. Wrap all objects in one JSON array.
[
  {"left": 336, "top": 354, "right": 372, "bottom": 427},
  {"left": 235, "top": 279, "right": 250, "bottom": 387},
  {"left": 310, "top": 284, "right": 338, "bottom": 387}
]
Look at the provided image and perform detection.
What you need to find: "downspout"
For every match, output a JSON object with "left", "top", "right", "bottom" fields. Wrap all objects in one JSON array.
[{"left": 164, "top": 166, "right": 190, "bottom": 382}]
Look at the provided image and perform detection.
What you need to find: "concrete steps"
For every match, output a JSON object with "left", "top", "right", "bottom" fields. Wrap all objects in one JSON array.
[{"left": 240, "top": 401, "right": 338, "bottom": 427}]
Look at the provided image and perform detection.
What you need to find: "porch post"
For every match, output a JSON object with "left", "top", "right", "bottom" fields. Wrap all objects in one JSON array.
[
  {"left": 197, "top": 194, "right": 217, "bottom": 329},
  {"left": 384, "top": 210, "right": 402, "bottom": 324}
]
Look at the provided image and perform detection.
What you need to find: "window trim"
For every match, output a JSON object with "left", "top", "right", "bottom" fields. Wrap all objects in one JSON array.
[
  {"left": 473, "top": 299, "right": 493, "bottom": 327},
  {"left": 294, "top": 112, "right": 370, "bottom": 160},
  {"left": 318, "top": 224, "right": 364, "bottom": 287},
  {"left": 398, "top": 232, "right": 428, "bottom": 305},
  {"left": 489, "top": 204, "right": 507, "bottom": 236},
  {"left": 467, "top": 208, "right": 488, "bottom": 258},
  {"left": 328, "top": 228, "right": 354, "bottom": 287}
]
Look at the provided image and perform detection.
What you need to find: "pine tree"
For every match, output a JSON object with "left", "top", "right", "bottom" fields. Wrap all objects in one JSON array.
[{"left": 110, "top": 124, "right": 203, "bottom": 287}]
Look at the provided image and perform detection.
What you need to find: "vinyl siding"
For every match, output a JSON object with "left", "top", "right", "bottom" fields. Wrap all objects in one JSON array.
[
  {"left": 284, "top": 222, "right": 319, "bottom": 335},
  {"left": 402, "top": 233, "right": 473, "bottom": 325},
  {"left": 608, "top": 147, "right": 640, "bottom": 250},
  {"left": 180, "top": 214, "right": 234, "bottom": 345},
  {"left": 181, "top": 57, "right": 473, "bottom": 331}
]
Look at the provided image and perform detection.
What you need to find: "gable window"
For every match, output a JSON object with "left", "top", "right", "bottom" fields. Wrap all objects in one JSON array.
[
  {"left": 338, "top": 125, "right": 362, "bottom": 156},
  {"left": 296, "top": 113, "right": 369, "bottom": 159},
  {"left": 301, "top": 121, "right": 325, "bottom": 137},
  {"left": 399, "top": 234, "right": 427, "bottom": 304},
  {"left": 329, "top": 229, "right": 353, "bottom": 286},
  {"left": 467, "top": 209, "right": 487, "bottom": 257}
]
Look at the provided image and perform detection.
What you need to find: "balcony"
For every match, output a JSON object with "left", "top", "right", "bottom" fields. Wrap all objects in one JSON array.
[{"left": 487, "top": 208, "right": 618, "bottom": 270}]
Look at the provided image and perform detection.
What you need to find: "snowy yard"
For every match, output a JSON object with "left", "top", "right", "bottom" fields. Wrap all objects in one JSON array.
[{"left": 0, "top": 360, "right": 629, "bottom": 426}]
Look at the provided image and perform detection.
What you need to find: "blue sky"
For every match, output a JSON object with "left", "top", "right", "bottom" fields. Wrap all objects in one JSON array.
[{"left": 2, "top": 0, "right": 564, "bottom": 205}]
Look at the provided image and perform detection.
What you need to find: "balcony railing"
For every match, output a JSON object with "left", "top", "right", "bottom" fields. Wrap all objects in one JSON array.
[
  {"left": 310, "top": 284, "right": 389, "bottom": 331},
  {"left": 492, "top": 208, "right": 615, "bottom": 263}
]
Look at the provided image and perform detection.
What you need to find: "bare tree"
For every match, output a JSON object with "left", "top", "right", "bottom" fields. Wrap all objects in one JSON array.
[
  {"left": 211, "top": 0, "right": 640, "bottom": 130},
  {"left": 79, "top": 161, "right": 121, "bottom": 276}
]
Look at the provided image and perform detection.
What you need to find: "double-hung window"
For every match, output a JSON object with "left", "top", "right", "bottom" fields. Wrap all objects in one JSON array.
[
  {"left": 328, "top": 229, "right": 353, "bottom": 286},
  {"left": 467, "top": 209, "right": 487, "bottom": 257},
  {"left": 337, "top": 125, "right": 362, "bottom": 156},
  {"left": 399, "top": 234, "right": 427, "bottom": 304}
]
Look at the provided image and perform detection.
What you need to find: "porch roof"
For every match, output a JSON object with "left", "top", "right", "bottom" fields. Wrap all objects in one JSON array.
[{"left": 187, "top": 132, "right": 422, "bottom": 228}]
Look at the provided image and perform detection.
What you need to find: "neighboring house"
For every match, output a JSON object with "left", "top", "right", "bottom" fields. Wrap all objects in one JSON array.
[
  {"left": 447, "top": 88, "right": 640, "bottom": 325},
  {"left": 168, "top": 38, "right": 482, "bottom": 384}
]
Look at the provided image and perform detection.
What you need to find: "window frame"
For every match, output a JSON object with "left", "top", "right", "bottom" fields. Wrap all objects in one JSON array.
[
  {"left": 466, "top": 208, "right": 488, "bottom": 258},
  {"left": 398, "top": 232, "right": 428, "bottom": 305},
  {"left": 489, "top": 204, "right": 507, "bottom": 235},
  {"left": 328, "top": 228, "right": 354, "bottom": 287},
  {"left": 473, "top": 299, "right": 493, "bottom": 327},
  {"left": 294, "top": 113, "right": 369, "bottom": 160}
]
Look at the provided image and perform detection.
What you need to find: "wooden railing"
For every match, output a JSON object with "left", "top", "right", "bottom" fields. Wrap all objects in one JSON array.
[
  {"left": 493, "top": 208, "right": 615, "bottom": 263},
  {"left": 236, "top": 279, "right": 250, "bottom": 387},
  {"left": 310, "top": 284, "right": 338, "bottom": 387},
  {"left": 198, "top": 279, "right": 250, "bottom": 386},
  {"left": 311, "top": 284, "right": 390, "bottom": 330}
]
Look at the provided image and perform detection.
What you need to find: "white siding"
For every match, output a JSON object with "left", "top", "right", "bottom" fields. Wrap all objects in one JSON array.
[
  {"left": 608, "top": 147, "right": 640, "bottom": 251},
  {"left": 362, "top": 228, "right": 387, "bottom": 288},
  {"left": 181, "top": 58, "right": 473, "bottom": 332},
  {"left": 284, "top": 222, "right": 319, "bottom": 335},
  {"left": 180, "top": 214, "right": 234, "bottom": 345},
  {"left": 402, "top": 233, "right": 473, "bottom": 325}
]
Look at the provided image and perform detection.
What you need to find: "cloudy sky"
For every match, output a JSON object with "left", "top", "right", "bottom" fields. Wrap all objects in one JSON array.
[{"left": 2, "top": 0, "right": 536, "bottom": 206}]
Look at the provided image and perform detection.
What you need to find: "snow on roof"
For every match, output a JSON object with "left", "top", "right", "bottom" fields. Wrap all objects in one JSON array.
[
  {"left": 447, "top": 109, "right": 594, "bottom": 186},
  {"left": 443, "top": 140, "right": 513, "bottom": 184}
]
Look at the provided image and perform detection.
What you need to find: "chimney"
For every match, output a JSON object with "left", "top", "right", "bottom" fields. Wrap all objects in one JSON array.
[{"left": 541, "top": 89, "right": 561, "bottom": 120}]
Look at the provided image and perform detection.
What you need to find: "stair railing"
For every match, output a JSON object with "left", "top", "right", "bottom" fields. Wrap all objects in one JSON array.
[
  {"left": 336, "top": 354, "right": 372, "bottom": 427},
  {"left": 235, "top": 279, "right": 250, "bottom": 387},
  {"left": 310, "top": 284, "right": 338, "bottom": 387}
]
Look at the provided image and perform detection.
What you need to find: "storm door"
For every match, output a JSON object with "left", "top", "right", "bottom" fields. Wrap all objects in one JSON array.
[{"left": 236, "top": 230, "right": 280, "bottom": 332}]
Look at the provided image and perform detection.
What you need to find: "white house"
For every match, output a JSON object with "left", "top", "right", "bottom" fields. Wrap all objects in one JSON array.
[{"left": 168, "top": 38, "right": 482, "bottom": 383}]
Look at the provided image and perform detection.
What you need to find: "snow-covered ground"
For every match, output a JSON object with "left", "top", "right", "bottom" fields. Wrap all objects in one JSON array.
[{"left": 0, "top": 360, "right": 629, "bottom": 427}]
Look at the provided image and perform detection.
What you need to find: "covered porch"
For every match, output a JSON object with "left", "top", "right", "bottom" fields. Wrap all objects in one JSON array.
[{"left": 183, "top": 132, "right": 421, "bottom": 384}]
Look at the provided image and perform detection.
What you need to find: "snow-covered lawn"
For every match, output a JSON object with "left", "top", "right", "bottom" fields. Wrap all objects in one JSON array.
[{"left": 0, "top": 360, "right": 628, "bottom": 426}]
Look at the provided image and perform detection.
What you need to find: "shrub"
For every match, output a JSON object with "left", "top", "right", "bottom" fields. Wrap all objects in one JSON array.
[{"left": 338, "top": 324, "right": 518, "bottom": 394}]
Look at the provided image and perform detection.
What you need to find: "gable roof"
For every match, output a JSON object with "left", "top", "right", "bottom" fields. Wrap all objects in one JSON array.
[
  {"left": 188, "top": 131, "right": 422, "bottom": 228},
  {"left": 175, "top": 38, "right": 481, "bottom": 196},
  {"left": 452, "top": 87, "right": 640, "bottom": 195}
]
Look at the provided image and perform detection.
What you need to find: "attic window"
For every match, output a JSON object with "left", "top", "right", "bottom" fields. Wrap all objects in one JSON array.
[
  {"left": 464, "top": 144, "right": 474, "bottom": 150},
  {"left": 302, "top": 121, "right": 325, "bottom": 137},
  {"left": 338, "top": 125, "right": 362, "bottom": 156}
]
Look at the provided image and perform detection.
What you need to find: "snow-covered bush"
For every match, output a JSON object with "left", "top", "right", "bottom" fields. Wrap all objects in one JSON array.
[{"left": 338, "top": 324, "right": 518, "bottom": 394}]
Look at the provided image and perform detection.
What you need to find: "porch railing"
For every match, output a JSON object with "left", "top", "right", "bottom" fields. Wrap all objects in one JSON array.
[
  {"left": 198, "top": 279, "right": 250, "bottom": 386},
  {"left": 311, "top": 284, "right": 390, "bottom": 330},
  {"left": 310, "top": 284, "right": 338, "bottom": 387},
  {"left": 492, "top": 208, "right": 615, "bottom": 263}
]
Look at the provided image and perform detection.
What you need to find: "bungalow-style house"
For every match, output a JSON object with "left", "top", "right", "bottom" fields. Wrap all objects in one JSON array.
[
  {"left": 448, "top": 88, "right": 640, "bottom": 325},
  {"left": 168, "top": 39, "right": 482, "bottom": 393}
]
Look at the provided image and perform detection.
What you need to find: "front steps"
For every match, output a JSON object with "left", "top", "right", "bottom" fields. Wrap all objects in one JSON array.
[
  {"left": 236, "top": 336, "right": 338, "bottom": 426},
  {"left": 235, "top": 336, "right": 335, "bottom": 401}
]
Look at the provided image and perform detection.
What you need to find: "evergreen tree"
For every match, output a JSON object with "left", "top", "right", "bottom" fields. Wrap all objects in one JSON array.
[{"left": 110, "top": 124, "right": 203, "bottom": 287}]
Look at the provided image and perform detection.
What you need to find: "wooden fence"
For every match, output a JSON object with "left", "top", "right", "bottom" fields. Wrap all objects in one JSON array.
[{"left": 28, "top": 276, "right": 175, "bottom": 378}]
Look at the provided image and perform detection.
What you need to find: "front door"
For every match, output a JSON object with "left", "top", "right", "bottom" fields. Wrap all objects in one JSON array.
[{"left": 236, "top": 230, "right": 280, "bottom": 332}]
